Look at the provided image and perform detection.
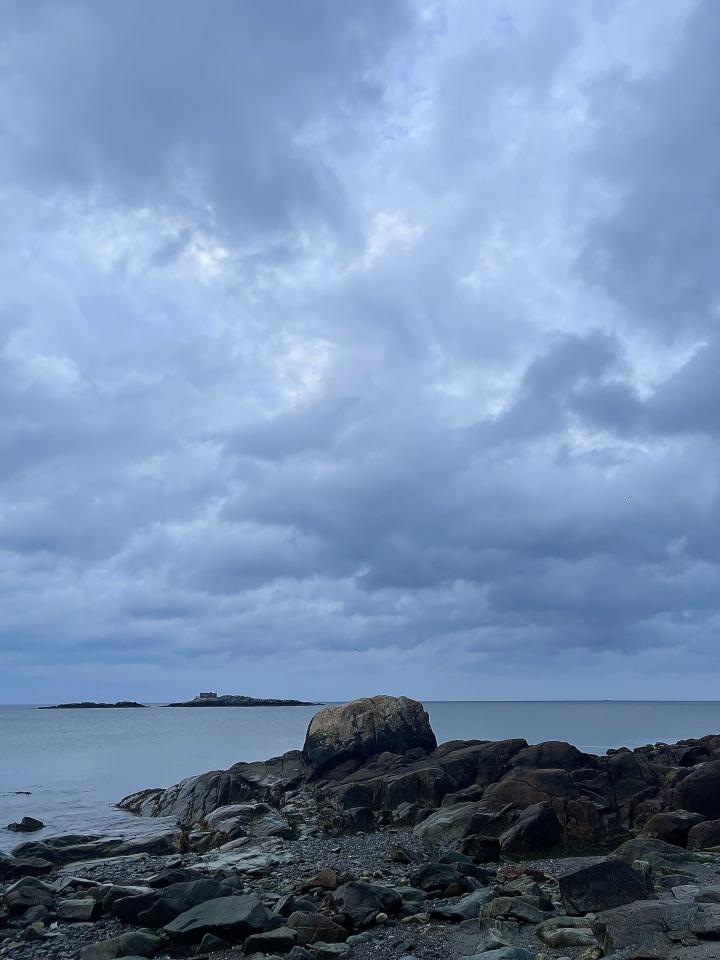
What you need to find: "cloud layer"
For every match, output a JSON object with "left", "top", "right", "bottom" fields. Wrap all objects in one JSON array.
[{"left": 1, "top": 0, "right": 718, "bottom": 702}]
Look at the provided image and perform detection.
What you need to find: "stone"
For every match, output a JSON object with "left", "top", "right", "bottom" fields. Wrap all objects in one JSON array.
[
  {"left": 199, "top": 932, "right": 229, "bottom": 950},
  {"left": 429, "top": 889, "right": 495, "bottom": 921},
  {"left": 688, "top": 820, "right": 720, "bottom": 851},
  {"left": 409, "top": 862, "right": 468, "bottom": 895},
  {"left": 672, "top": 761, "right": 720, "bottom": 819},
  {"left": 414, "top": 802, "right": 508, "bottom": 848},
  {"left": 113, "top": 877, "right": 233, "bottom": 926},
  {"left": 287, "top": 911, "right": 348, "bottom": 945},
  {"left": 163, "top": 894, "right": 272, "bottom": 943},
  {"left": 6, "top": 817, "right": 44, "bottom": 833},
  {"left": 311, "top": 944, "right": 350, "bottom": 960},
  {"left": 641, "top": 810, "right": 704, "bottom": 846},
  {"left": 499, "top": 802, "right": 563, "bottom": 856},
  {"left": 458, "top": 834, "right": 501, "bottom": 862},
  {"left": 79, "top": 931, "right": 163, "bottom": 960},
  {"left": 590, "top": 900, "right": 696, "bottom": 955},
  {"left": 611, "top": 837, "right": 702, "bottom": 870},
  {"left": 244, "top": 925, "right": 298, "bottom": 953},
  {"left": 204, "top": 801, "right": 293, "bottom": 840},
  {"left": 57, "top": 897, "right": 100, "bottom": 921},
  {"left": 541, "top": 927, "right": 598, "bottom": 948},
  {"left": 331, "top": 881, "right": 402, "bottom": 928},
  {"left": 559, "top": 858, "right": 654, "bottom": 914},
  {"left": 5, "top": 882, "right": 54, "bottom": 914},
  {"left": 23, "top": 904, "right": 51, "bottom": 924},
  {"left": 0, "top": 852, "right": 53, "bottom": 881},
  {"left": 481, "top": 895, "right": 551, "bottom": 924},
  {"left": 462, "top": 949, "right": 533, "bottom": 960},
  {"left": 302, "top": 868, "right": 339, "bottom": 891},
  {"left": 302, "top": 696, "right": 437, "bottom": 776}
]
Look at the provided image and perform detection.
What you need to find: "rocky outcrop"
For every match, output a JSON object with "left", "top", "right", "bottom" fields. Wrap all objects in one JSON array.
[{"left": 302, "top": 695, "right": 437, "bottom": 777}]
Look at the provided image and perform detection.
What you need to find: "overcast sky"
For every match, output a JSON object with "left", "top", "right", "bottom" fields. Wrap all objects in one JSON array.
[{"left": 1, "top": 0, "right": 718, "bottom": 703}]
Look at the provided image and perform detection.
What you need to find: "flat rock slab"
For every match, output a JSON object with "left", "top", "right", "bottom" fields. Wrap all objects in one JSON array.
[
  {"left": 163, "top": 894, "right": 271, "bottom": 943},
  {"left": 591, "top": 899, "right": 720, "bottom": 957},
  {"left": 559, "top": 857, "right": 653, "bottom": 914}
]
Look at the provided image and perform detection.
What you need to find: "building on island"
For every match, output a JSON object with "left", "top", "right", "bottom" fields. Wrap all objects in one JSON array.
[{"left": 195, "top": 692, "right": 218, "bottom": 700}]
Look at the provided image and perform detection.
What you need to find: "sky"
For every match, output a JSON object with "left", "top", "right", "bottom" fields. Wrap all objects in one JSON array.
[{"left": 0, "top": 0, "right": 718, "bottom": 703}]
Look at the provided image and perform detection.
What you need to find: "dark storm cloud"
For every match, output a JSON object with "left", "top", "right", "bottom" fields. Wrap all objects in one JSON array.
[{"left": 0, "top": 0, "right": 718, "bottom": 701}]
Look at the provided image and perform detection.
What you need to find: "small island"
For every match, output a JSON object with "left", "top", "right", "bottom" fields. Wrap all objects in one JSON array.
[
  {"left": 164, "top": 692, "right": 320, "bottom": 707},
  {"left": 39, "top": 701, "right": 147, "bottom": 709}
]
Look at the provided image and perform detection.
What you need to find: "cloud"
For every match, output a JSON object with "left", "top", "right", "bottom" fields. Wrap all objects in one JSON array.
[{"left": 0, "top": 0, "right": 718, "bottom": 702}]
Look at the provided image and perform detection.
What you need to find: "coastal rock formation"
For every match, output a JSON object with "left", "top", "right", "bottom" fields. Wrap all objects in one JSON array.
[{"left": 302, "top": 695, "right": 437, "bottom": 776}]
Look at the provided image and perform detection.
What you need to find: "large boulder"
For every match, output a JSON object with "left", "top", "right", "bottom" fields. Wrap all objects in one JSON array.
[
  {"left": 204, "top": 802, "right": 293, "bottom": 840},
  {"left": 591, "top": 900, "right": 720, "bottom": 956},
  {"left": 414, "top": 802, "right": 509, "bottom": 848},
  {"left": 483, "top": 767, "right": 578, "bottom": 809},
  {"left": 163, "top": 895, "right": 273, "bottom": 943},
  {"left": 612, "top": 836, "right": 703, "bottom": 870},
  {"left": 672, "top": 760, "right": 720, "bottom": 819},
  {"left": 558, "top": 858, "right": 654, "bottom": 914},
  {"left": 112, "top": 878, "right": 234, "bottom": 926},
  {"left": 641, "top": 809, "right": 704, "bottom": 846},
  {"left": 302, "top": 696, "right": 437, "bottom": 776},
  {"left": 499, "top": 801, "right": 563, "bottom": 856}
]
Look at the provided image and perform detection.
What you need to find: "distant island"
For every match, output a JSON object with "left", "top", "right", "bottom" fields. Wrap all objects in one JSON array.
[
  {"left": 164, "top": 692, "right": 320, "bottom": 707},
  {"left": 39, "top": 701, "right": 147, "bottom": 710}
]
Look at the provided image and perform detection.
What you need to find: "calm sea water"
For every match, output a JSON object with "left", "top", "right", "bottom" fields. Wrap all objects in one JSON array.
[{"left": 1, "top": 700, "right": 719, "bottom": 853}]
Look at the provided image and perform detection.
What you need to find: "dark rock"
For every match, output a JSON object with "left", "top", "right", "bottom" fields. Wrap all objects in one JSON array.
[
  {"left": 483, "top": 767, "right": 578, "bottom": 809},
  {"left": 244, "top": 925, "right": 298, "bottom": 953},
  {"left": 331, "top": 882, "right": 402, "bottom": 928},
  {"left": 413, "top": 802, "right": 509, "bottom": 848},
  {"left": 22, "top": 905, "right": 52, "bottom": 924},
  {"left": 302, "top": 696, "right": 437, "bottom": 776},
  {"left": 510, "top": 741, "right": 598, "bottom": 771},
  {"left": 591, "top": 899, "right": 698, "bottom": 955},
  {"left": 457, "top": 833, "right": 501, "bottom": 862},
  {"left": 409, "top": 862, "right": 468, "bottom": 895},
  {"left": 688, "top": 819, "right": 720, "bottom": 851},
  {"left": 11, "top": 830, "right": 178, "bottom": 865},
  {"left": 79, "top": 931, "right": 163, "bottom": 959},
  {"left": 0, "top": 852, "right": 53, "bottom": 881},
  {"left": 199, "top": 932, "right": 229, "bottom": 950},
  {"left": 612, "top": 836, "right": 703, "bottom": 869},
  {"left": 429, "top": 889, "right": 496, "bottom": 921},
  {"left": 287, "top": 911, "right": 348, "bottom": 945},
  {"left": 5, "top": 881, "right": 54, "bottom": 915},
  {"left": 115, "top": 877, "right": 235, "bottom": 926},
  {"left": 6, "top": 817, "right": 44, "bottom": 833},
  {"left": 204, "top": 801, "right": 293, "bottom": 840},
  {"left": 672, "top": 760, "right": 720, "bottom": 819},
  {"left": 499, "top": 801, "right": 563, "bottom": 856},
  {"left": 641, "top": 809, "right": 704, "bottom": 846},
  {"left": 559, "top": 858, "right": 654, "bottom": 914},
  {"left": 57, "top": 897, "right": 100, "bottom": 921},
  {"left": 462, "top": 947, "right": 533, "bottom": 960},
  {"left": 163, "top": 894, "right": 273, "bottom": 943}
]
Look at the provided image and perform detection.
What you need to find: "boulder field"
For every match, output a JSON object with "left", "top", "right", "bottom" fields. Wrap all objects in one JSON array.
[{"left": 3, "top": 694, "right": 720, "bottom": 960}]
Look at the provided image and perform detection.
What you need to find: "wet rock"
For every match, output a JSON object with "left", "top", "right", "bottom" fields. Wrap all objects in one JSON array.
[
  {"left": 611, "top": 836, "right": 703, "bottom": 870},
  {"left": 0, "top": 852, "right": 53, "bottom": 881},
  {"left": 429, "top": 889, "right": 495, "bottom": 921},
  {"left": 163, "top": 894, "right": 273, "bottom": 943},
  {"left": 112, "top": 877, "right": 233, "bottom": 926},
  {"left": 559, "top": 858, "right": 654, "bottom": 914},
  {"left": 205, "top": 801, "right": 293, "bottom": 840},
  {"left": 6, "top": 817, "right": 45, "bottom": 833}
]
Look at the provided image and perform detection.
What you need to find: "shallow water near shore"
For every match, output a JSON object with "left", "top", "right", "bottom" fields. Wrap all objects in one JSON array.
[{"left": 1, "top": 699, "right": 719, "bottom": 853}]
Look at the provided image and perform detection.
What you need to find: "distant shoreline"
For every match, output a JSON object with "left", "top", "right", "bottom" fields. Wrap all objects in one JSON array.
[
  {"left": 38, "top": 701, "right": 146, "bottom": 710},
  {"left": 37, "top": 694, "right": 322, "bottom": 709}
]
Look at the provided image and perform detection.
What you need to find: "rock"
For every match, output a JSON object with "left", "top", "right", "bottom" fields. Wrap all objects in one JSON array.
[
  {"left": 481, "top": 895, "right": 551, "bottom": 924},
  {"left": 559, "top": 858, "right": 654, "bottom": 914},
  {"left": 429, "top": 889, "right": 495, "bottom": 921},
  {"left": 409, "top": 862, "right": 469, "bottom": 895},
  {"left": 199, "top": 932, "right": 229, "bottom": 950},
  {"left": 458, "top": 834, "right": 501, "bottom": 862},
  {"left": 6, "top": 817, "right": 44, "bottom": 833},
  {"left": 302, "top": 868, "right": 339, "bottom": 891},
  {"left": 331, "top": 881, "right": 402, "bottom": 928},
  {"left": 205, "top": 801, "right": 293, "bottom": 840},
  {"left": 483, "top": 767, "right": 578, "bottom": 809},
  {"left": 163, "top": 894, "right": 273, "bottom": 943},
  {"left": 499, "top": 802, "right": 563, "bottom": 856},
  {"left": 57, "top": 897, "right": 100, "bottom": 921},
  {"left": 244, "top": 925, "right": 298, "bottom": 953},
  {"left": 79, "top": 931, "right": 163, "bottom": 960},
  {"left": 611, "top": 836, "right": 702, "bottom": 870},
  {"left": 302, "top": 696, "right": 437, "bottom": 775},
  {"left": 112, "top": 877, "right": 234, "bottom": 926},
  {"left": 510, "top": 741, "right": 597, "bottom": 771},
  {"left": 23, "top": 904, "right": 51, "bottom": 924},
  {"left": 641, "top": 809, "right": 704, "bottom": 846},
  {"left": 5, "top": 882, "right": 54, "bottom": 914},
  {"left": 0, "top": 852, "right": 53, "bottom": 881},
  {"left": 311, "top": 944, "right": 350, "bottom": 960},
  {"left": 590, "top": 899, "right": 698, "bottom": 955},
  {"left": 11, "top": 831, "right": 179, "bottom": 865},
  {"left": 688, "top": 820, "right": 720, "bottom": 851},
  {"left": 287, "top": 911, "right": 348, "bottom": 945},
  {"left": 672, "top": 760, "right": 720, "bottom": 819},
  {"left": 462, "top": 949, "right": 533, "bottom": 960},
  {"left": 414, "top": 803, "right": 507, "bottom": 848},
  {"left": 540, "top": 927, "right": 597, "bottom": 948}
]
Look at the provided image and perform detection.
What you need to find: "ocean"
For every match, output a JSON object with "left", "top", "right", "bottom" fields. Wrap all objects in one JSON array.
[{"left": 2, "top": 699, "right": 719, "bottom": 853}]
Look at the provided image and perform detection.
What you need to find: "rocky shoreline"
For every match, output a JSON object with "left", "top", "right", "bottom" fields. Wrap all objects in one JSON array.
[{"left": 4, "top": 695, "right": 720, "bottom": 959}]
